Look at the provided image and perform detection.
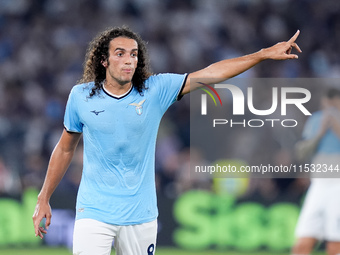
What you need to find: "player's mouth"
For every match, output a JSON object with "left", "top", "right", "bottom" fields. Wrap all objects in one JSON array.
[{"left": 122, "top": 68, "right": 133, "bottom": 73}]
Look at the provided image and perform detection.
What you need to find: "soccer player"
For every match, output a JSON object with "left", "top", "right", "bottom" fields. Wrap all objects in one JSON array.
[
  {"left": 292, "top": 88, "right": 340, "bottom": 255},
  {"left": 32, "top": 26, "right": 301, "bottom": 255}
]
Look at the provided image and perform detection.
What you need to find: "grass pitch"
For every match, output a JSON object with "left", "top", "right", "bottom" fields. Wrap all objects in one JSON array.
[{"left": 0, "top": 247, "right": 327, "bottom": 255}]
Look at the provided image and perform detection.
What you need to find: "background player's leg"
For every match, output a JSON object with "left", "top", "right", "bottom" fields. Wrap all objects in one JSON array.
[
  {"left": 326, "top": 241, "right": 340, "bottom": 255},
  {"left": 292, "top": 182, "right": 325, "bottom": 255},
  {"left": 291, "top": 237, "right": 317, "bottom": 255},
  {"left": 73, "top": 219, "right": 116, "bottom": 255}
]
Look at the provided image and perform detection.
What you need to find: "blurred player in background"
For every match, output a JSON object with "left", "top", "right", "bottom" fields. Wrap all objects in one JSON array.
[
  {"left": 292, "top": 88, "right": 340, "bottom": 255},
  {"left": 32, "top": 26, "right": 301, "bottom": 255}
]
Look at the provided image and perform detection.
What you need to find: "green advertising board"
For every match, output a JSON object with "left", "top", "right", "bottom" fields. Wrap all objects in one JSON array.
[
  {"left": 173, "top": 190, "right": 300, "bottom": 251},
  {"left": 0, "top": 189, "right": 40, "bottom": 246}
]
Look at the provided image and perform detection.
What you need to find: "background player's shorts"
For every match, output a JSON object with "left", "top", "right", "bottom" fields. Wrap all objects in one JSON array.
[
  {"left": 73, "top": 218, "right": 157, "bottom": 255},
  {"left": 295, "top": 154, "right": 340, "bottom": 241}
]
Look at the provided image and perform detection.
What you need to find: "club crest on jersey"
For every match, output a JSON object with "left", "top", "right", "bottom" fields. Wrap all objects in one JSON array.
[{"left": 129, "top": 99, "right": 146, "bottom": 115}]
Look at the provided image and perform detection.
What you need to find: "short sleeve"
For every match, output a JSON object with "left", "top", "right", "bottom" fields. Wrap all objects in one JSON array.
[
  {"left": 149, "top": 73, "right": 187, "bottom": 113},
  {"left": 64, "top": 87, "right": 83, "bottom": 133}
]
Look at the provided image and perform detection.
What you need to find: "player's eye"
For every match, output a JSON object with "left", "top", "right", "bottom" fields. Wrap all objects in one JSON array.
[
  {"left": 131, "top": 52, "right": 138, "bottom": 58},
  {"left": 117, "top": 52, "right": 123, "bottom": 57}
]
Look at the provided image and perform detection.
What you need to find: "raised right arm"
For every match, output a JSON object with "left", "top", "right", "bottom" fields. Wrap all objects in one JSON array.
[{"left": 32, "top": 129, "right": 81, "bottom": 239}]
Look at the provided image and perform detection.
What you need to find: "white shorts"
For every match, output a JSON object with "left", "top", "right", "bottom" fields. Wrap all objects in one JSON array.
[
  {"left": 295, "top": 181, "right": 340, "bottom": 241},
  {"left": 295, "top": 155, "right": 340, "bottom": 242},
  {"left": 73, "top": 219, "right": 157, "bottom": 255}
]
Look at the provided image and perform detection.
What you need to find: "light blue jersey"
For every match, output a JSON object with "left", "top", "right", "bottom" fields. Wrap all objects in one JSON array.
[
  {"left": 303, "top": 110, "right": 340, "bottom": 154},
  {"left": 64, "top": 73, "right": 187, "bottom": 225}
]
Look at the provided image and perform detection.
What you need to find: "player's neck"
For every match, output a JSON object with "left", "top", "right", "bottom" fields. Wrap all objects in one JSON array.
[{"left": 103, "top": 79, "right": 132, "bottom": 96}]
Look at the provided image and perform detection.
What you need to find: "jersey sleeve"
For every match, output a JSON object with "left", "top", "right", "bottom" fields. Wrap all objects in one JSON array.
[
  {"left": 64, "top": 87, "right": 83, "bottom": 133},
  {"left": 151, "top": 73, "right": 188, "bottom": 113}
]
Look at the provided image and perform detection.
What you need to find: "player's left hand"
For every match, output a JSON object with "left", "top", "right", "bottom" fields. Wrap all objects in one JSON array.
[{"left": 262, "top": 30, "right": 302, "bottom": 60}]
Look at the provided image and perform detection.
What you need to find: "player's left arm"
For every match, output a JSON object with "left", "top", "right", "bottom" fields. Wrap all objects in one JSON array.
[{"left": 181, "top": 30, "right": 301, "bottom": 95}]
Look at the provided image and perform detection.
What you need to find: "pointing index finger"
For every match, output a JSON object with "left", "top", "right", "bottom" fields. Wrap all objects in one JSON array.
[{"left": 288, "top": 30, "right": 300, "bottom": 43}]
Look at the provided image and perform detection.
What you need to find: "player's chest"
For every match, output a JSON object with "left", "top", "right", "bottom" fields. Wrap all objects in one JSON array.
[{"left": 79, "top": 96, "right": 161, "bottom": 134}]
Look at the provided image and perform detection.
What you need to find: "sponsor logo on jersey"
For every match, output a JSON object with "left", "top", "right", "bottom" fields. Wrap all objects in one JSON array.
[{"left": 90, "top": 110, "right": 105, "bottom": 115}]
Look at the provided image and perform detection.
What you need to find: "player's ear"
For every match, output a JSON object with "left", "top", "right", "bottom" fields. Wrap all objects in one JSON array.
[
  {"left": 101, "top": 59, "right": 108, "bottom": 68},
  {"left": 101, "top": 55, "right": 108, "bottom": 68}
]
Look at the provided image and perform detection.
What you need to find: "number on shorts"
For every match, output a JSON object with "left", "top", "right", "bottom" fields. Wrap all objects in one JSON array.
[{"left": 147, "top": 244, "right": 155, "bottom": 255}]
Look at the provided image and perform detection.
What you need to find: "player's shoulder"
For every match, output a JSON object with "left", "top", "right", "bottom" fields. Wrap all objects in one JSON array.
[
  {"left": 145, "top": 73, "right": 169, "bottom": 84},
  {"left": 71, "top": 82, "right": 95, "bottom": 94},
  {"left": 145, "top": 73, "right": 186, "bottom": 86}
]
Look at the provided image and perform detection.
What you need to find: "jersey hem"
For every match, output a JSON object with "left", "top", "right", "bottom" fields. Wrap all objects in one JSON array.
[{"left": 75, "top": 214, "right": 158, "bottom": 226}]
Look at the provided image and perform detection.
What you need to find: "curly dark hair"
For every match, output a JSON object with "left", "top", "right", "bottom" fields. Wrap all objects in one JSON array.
[{"left": 78, "top": 26, "right": 152, "bottom": 97}]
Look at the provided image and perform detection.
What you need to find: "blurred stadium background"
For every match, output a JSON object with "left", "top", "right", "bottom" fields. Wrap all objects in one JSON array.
[{"left": 0, "top": 0, "right": 339, "bottom": 254}]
